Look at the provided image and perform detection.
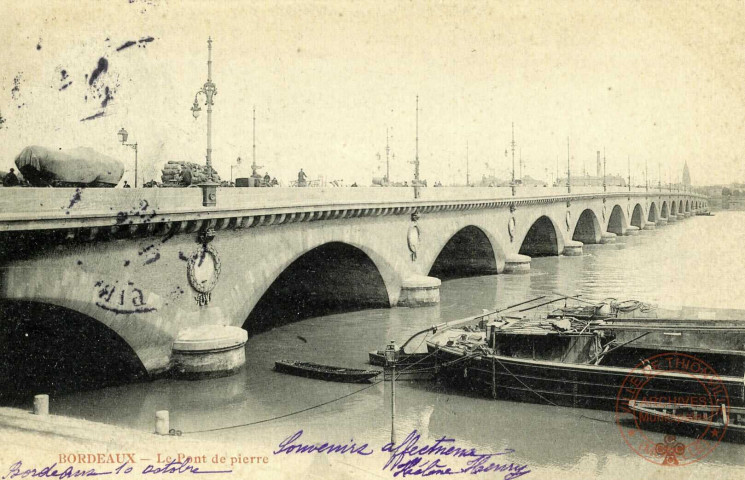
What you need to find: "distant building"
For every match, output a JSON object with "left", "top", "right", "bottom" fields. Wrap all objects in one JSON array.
[{"left": 682, "top": 161, "right": 691, "bottom": 186}]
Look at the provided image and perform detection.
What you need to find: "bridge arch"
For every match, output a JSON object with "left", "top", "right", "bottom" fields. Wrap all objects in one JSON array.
[
  {"left": 607, "top": 204, "right": 627, "bottom": 235},
  {"left": 572, "top": 209, "right": 602, "bottom": 244},
  {"left": 630, "top": 203, "right": 645, "bottom": 228},
  {"left": 648, "top": 202, "right": 658, "bottom": 222},
  {"left": 428, "top": 225, "right": 503, "bottom": 279},
  {"left": 242, "top": 241, "right": 392, "bottom": 335},
  {"left": 519, "top": 215, "right": 562, "bottom": 256},
  {"left": 685, "top": 200, "right": 690, "bottom": 212},
  {"left": 0, "top": 300, "right": 146, "bottom": 399},
  {"left": 671, "top": 201, "right": 678, "bottom": 216},
  {"left": 661, "top": 201, "right": 669, "bottom": 218}
]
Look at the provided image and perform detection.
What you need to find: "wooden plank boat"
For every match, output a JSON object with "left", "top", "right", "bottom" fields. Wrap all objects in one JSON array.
[
  {"left": 426, "top": 318, "right": 745, "bottom": 411},
  {"left": 274, "top": 360, "right": 380, "bottom": 383},
  {"left": 628, "top": 399, "right": 745, "bottom": 435}
]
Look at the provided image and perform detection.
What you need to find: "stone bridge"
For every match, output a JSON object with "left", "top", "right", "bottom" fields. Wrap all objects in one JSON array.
[{"left": 0, "top": 186, "right": 707, "bottom": 383}]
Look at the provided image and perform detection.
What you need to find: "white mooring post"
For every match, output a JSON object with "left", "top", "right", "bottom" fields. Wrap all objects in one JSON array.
[
  {"left": 155, "top": 410, "right": 170, "bottom": 435},
  {"left": 33, "top": 394, "right": 49, "bottom": 416}
]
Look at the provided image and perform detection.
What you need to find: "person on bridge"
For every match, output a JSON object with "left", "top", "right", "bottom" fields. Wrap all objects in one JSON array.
[
  {"left": 271, "top": 177, "right": 279, "bottom": 186},
  {"left": 3, "top": 168, "right": 19, "bottom": 187},
  {"left": 122, "top": 180, "right": 131, "bottom": 188},
  {"left": 297, "top": 168, "right": 307, "bottom": 187},
  {"left": 181, "top": 168, "right": 192, "bottom": 187},
  {"left": 264, "top": 172, "right": 271, "bottom": 186}
]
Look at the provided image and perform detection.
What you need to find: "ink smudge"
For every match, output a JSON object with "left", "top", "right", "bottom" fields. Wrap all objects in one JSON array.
[
  {"left": 11, "top": 73, "right": 22, "bottom": 101},
  {"left": 88, "top": 58, "right": 108, "bottom": 86},
  {"left": 80, "top": 111, "right": 105, "bottom": 122},
  {"left": 68, "top": 188, "right": 83, "bottom": 209},
  {"left": 116, "top": 40, "right": 137, "bottom": 52},
  {"left": 101, "top": 86, "right": 113, "bottom": 108}
]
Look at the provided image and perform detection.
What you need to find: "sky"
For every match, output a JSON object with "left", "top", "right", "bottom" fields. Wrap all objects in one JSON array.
[{"left": 1, "top": 0, "right": 744, "bottom": 186}]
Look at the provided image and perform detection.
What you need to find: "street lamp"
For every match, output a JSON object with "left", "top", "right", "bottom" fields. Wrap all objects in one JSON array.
[
  {"left": 117, "top": 127, "right": 138, "bottom": 188},
  {"left": 230, "top": 157, "right": 241, "bottom": 183},
  {"left": 191, "top": 37, "right": 219, "bottom": 206},
  {"left": 409, "top": 96, "right": 420, "bottom": 199},
  {"left": 384, "top": 340, "right": 399, "bottom": 447}
]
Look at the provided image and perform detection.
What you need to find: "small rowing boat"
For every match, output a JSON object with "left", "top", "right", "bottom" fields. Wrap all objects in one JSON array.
[
  {"left": 274, "top": 360, "right": 380, "bottom": 383},
  {"left": 628, "top": 399, "right": 745, "bottom": 436}
]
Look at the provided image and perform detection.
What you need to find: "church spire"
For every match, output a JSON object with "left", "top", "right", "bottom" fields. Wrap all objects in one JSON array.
[{"left": 682, "top": 161, "right": 691, "bottom": 186}]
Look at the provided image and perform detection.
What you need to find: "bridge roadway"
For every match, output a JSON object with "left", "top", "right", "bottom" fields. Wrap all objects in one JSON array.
[{"left": 0, "top": 185, "right": 707, "bottom": 378}]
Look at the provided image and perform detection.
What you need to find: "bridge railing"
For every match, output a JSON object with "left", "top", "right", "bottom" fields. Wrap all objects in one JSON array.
[{"left": 0, "top": 185, "right": 707, "bottom": 231}]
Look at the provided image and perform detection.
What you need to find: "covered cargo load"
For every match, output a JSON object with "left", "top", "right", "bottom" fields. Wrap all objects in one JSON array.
[
  {"left": 160, "top": 160, "right": 219, "bottom": 186},
  {"left": 14, "top": 145, "right": 124, "bottom": 187}
]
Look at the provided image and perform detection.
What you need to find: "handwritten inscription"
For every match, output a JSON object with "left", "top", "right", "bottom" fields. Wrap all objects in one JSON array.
[
  {"left": 94, "top": 280, "right": 156, "bottom": 314},
  {"left": 274, "top": 430, "right": 374, "bottom": 456},
  {"left": 2, "top": 458, "right": 231, "bottom": 478},
  {"left": 274, "top": 430, "right": 531, "bottom": 479}
]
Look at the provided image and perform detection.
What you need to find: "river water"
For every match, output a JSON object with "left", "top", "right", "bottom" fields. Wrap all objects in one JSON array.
[{"left": 51, "top": 211, "right": 745, "bottom": 478}]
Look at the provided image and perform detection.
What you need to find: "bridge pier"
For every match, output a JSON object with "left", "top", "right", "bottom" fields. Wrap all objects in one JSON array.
[
  {"left": 677, "top": 214, "right": 686, "bottom": 221},
  {"left": 667, "top": 215, "right": 677, "bottom": 223},
  {"left": 397, "top": 275, "right": 441, "bottom": 307},
  {"left": 563, "top": 240, "right": 583, "bottom": 256},
  {"left": 503, "top": 253, "right": 531, "bottom": 273},
  {"left": 624, "top": 226, "right": 640, "bottom": 236},
  {"left": 172, "top": 324, "right": 248, "bottom": 379},
  {"left": 642, "top": 222, "right": 656, "bottom": 230},
  {"left": 657, "top": 217, "right": 668, "bottom": 226},
  {"left": 600, "top": 232, "right": 617, "bottom": 244}
]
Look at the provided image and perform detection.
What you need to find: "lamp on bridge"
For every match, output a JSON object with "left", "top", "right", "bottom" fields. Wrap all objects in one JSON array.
[
  {"left": 384, "top": 340, "right": 399, "bottom": 446},
  {"left": 117, "top": 127, "right": 138, "bottom": 188},
  {"left": 191, "top": 37, "right": 219, "bottom": 206}
]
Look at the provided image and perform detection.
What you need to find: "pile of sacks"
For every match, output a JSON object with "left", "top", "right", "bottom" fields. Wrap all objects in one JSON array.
[{"left": 161, "top": 161, "right": 220, "bottom": 185}]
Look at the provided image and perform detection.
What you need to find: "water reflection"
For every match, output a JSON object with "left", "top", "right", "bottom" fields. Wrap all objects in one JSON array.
[{"left": 50, "top": 212, "right": 745, "bottom": 472}]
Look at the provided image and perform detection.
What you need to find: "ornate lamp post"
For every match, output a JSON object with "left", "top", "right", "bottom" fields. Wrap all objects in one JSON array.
[
  {"left": 384, "top": 340, "right": 399, "bottom": 446},
  {"left": 191, "top": 37, "right": 219, "bottom": 206},
  {"left": 117, "top": 128, "right": 138, "bottom": 187},
  {"left": 409, "top": 96, "right": 421, "bottom": 199},
  {"left": 603, "top": 148, "right": 607, "bottom": 192},
  {"left": 231, "top": 157, "right": 241, "bottom": 183},
  {"left": 510, "top": 123, "right": 517, "bottom": 196}
]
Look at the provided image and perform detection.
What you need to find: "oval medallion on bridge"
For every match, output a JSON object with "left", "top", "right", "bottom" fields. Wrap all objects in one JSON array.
[
  {"left": 187, "top": 244, "right": 222, "bottom": 295},
  {"left": 407, "top": 224, "right": 420, "bottom": 261},
  {"left": 508, "top": 216, "right": 516, "bottom": 242}
]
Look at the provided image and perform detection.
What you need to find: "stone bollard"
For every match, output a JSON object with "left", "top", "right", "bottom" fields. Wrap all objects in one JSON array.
[
  {"left": 33, "top": 394, "right": 49, "bottom": 416},
  {"left": 155, "top": 410, "right": 169, "bottom": 435}
]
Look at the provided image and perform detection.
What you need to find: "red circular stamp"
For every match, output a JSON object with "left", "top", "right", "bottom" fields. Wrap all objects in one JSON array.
[{"left": 615, "top": 352, "right": 730, "bottom": 466}]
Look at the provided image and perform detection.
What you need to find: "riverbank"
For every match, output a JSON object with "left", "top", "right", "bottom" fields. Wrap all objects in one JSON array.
[{"left": 0, "top": 406, "right": 294, "bottom": 479}]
